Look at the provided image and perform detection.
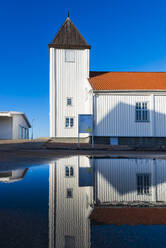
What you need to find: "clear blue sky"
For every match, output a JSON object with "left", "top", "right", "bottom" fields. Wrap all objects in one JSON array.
[{"left": 1, "top": 0, "right": 166, "bottom": 137}]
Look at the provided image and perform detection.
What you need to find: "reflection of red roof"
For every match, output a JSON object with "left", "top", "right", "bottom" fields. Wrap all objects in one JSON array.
[
  {"left": 89, "top": 72, "right": 166, "bottom": 91},
  {"left": 90, "top": 208, "right": 166, "bottom": 225}
]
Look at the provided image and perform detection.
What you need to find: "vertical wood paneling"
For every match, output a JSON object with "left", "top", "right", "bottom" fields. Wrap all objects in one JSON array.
[
  {"left": 95, "top": 94, "right": 152, "bottom": 136},
  {"left": 12, "top": 115, "right": 29, "bottom": 139},
  {"left": 55, "top": 49, "right": 92, "bottom": 137},
  {"left": 49, "top": 48, "right": 56, "bottom": 137},
  {"left": 95, "top": 158, "right": 166, "bottom": 203},
  {"left": 50, "top": 156, "right": 92, "bottom": 248},
  {"left": 154, "top": 95, "right": 166, "bottom": 137}
]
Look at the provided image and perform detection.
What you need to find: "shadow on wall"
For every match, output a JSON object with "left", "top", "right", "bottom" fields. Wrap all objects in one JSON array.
[
  {"left": 94, "top": 158, "right": 166, "bottom": 197},
  {"left": 94, "top": 99, "right": 166, "bottom": 141}
]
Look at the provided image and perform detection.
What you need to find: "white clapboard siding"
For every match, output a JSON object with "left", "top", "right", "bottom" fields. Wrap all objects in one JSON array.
[
  {"left": 50, "top": 48, "right": 92, "bottom": 138},
  {"left": 154, "top": 95, "right": 166, "bottom": 137},
  {"left": 155, "top": 159, "right": 166, "bottom": 201},
  {"left": 12, "top": 114, "right": 29, "bottom": 139},
  {"left": 95, "top": 158, "right": 166, "bottom": 203},
  {"left": 94, "top": 93, "right": 166, "bottom": 137},
  {"left": 94, "top": 94, "right": 152, "bottom": 136},
  {"left": 49, "top": 156, "right": 93, "bottom": 248}
]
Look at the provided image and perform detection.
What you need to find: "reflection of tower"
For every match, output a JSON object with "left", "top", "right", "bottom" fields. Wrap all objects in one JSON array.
[{"left": 49, "top": 156, "right": 93, "bottom": 248}]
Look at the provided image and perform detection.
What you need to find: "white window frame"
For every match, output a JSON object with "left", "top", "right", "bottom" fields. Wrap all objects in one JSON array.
[
  {"left": 67, "top": 97, "right": 72, "bottom": 106},
  {"left": 65, "top": 166, "right": 74, "bottom": 177},
  {"left": 65, "top": 117, "right": 74, "bottom": 128},
  {"left": 137, "top": 173, "right": 151, "bottom": 195},
  {"left": 65, "top": 50, "right": 75, "bottom": 63},
  {"left": 135, "top": 101, "right": 149, "bottom": 122}
]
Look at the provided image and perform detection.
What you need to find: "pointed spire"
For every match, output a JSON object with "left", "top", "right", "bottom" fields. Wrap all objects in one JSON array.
[{"left": 48, "top": 14, "right": 91, "bottom": 49}]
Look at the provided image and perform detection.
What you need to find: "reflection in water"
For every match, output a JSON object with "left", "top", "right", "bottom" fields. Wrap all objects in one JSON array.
[
  {"left": 0, "top": 168, "right": 28, "bottom": 183},
  {"left": 94, "top": 158, "right": 166, "bottom": 203},
  {"left": 1, "top": 156, "right": 166, "bottom": 247},
  {"left": 49, "top": 156, "right": 93, "bottom": 248},
  {"left": 49, "top": 156, "right": 166, "bottom": 248}
]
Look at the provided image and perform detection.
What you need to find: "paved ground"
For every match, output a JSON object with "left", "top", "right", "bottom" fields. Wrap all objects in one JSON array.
[{"left": 0, "top": 139, "right": 166, "bottom": 161}]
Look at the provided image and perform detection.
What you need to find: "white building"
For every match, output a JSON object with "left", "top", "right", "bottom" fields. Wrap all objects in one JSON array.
[
  {"left": 0, "top": 111, "right": 31, "bottom": 140},
  {"left": 94, "top": 158, "right": 166, "bottom": 204},
  {"left": 48, "top": 155, "right": 166, "bottom": 246},
  {"left": 49, "top": 156, "right": 93, "bottom": 248},
  {"left": 49, "top": 14, "right": 166, "bottom": 145},
  {"left": 0, "top": 168, "right": 28, "bottom": 183}
]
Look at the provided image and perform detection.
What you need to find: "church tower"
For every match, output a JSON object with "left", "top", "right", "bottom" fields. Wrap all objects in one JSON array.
[{"left": 49, "top": 14, "right": 92, "bottom": 138}]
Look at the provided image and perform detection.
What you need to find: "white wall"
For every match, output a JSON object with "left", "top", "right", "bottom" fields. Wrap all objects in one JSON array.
[
  {"left": 49, "top": 156, "right": 93, "bottom": 248},
  {"left": 94, "top": 158, "right": 166, "bottom": 203},
  {"left": 94, "top": 93, "right": 166, "bottom": 137},
  {"left": 50, "top": 48, "right": 92, "bottom": 138},
  {"left": 12, "top": 114, "right": 29, "bottom": 139},
  {"left": 154, "top": 95, "right": 166, "bottom": 136},
  {"left": 0, "top": 117, "right": 12, "bottom": 139}
]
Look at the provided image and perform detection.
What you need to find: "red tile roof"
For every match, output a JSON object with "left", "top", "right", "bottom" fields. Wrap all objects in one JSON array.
[
  {"left": 89, "top": 72, "right": 166, "bottom": 91},
  {"left": 90, "top": 207, "right": 166, "bottom": 225}
]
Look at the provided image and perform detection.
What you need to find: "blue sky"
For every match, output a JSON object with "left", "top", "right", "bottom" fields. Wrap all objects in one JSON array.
[{"left": 0, "top": 0, "right": 166, "bottom": 137}]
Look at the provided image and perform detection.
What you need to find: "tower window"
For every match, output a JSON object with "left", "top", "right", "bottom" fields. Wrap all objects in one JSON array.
[
  {"left": 65, "top": 117, "right": 74, "bottom": 128},
  {"left": 65, "top": 166, "right": 74, "bottom": 177},
  {"left": 66, "top": 188, "right": 73, "bottom": 198},
  {"left": 67, "top": 98, "right": 72, "bottom": 106},
  {"left": 65, "top": 236, "right": 75, "bottom": 248},
  {"left": 65, "top": 50, "right": 75, "bottom": 62}
]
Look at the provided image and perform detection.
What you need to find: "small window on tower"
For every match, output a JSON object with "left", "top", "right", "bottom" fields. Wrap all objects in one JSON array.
[
  {"left": 65, "top": 117, "right": 74, "bottom": 128},
  {"left": 65, "top": 50, "right": 75, "bottom": 62},
  {"left": 67, "top": 98, "right": 72, "bottom": 106},
  {"left": 66, "top": 188, "right": 73, "bottom": 198}
]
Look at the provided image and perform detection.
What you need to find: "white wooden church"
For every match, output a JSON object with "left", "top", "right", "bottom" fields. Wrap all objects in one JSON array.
[{"left": 49, "top": 14, "right": 166, "bottom": 145}]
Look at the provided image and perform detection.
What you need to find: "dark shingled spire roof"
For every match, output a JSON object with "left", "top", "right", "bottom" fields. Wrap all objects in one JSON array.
[{"left": 48, "top": 16, "right": 91, "bottom": 49}]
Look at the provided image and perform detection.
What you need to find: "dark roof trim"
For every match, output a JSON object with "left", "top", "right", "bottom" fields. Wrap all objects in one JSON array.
[
  {"left": 93, "top": 90, "right": 166, "bottom": 93},
  {"left": 48, "top": 44, "right": 91, "bottom": 49}
]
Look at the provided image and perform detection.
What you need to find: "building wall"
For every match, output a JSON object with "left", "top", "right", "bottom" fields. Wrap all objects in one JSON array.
[
  {"left": 12, "top": 114, "right": 29, "bottom": 139},
  {"left": 49, "top": 48, "right": 92, "bottom": 138},
  {"left": 94, "top": 93, "right": 166, "bottom": 137},
  {"left": 0, "top": 117, "right": 12, "bottom": 139},
  {"left": 49, "top": 156, "right": 93, "bottom": 248},
  {"left": 94, "top": 158, "right": 166, "bottom": 203}
]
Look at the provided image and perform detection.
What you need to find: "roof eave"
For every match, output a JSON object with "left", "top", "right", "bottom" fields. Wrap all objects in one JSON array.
[
  {"left": 48, "top": 44, "right": 91, "bottom": 49},
  {"left": 92, "top": 89, "right": 166, "bottom": 93}
]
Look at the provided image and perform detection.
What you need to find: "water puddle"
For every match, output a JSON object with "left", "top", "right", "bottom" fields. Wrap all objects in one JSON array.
[{"left": 0, "top": 156, "right": 166, "bottom": 247}]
